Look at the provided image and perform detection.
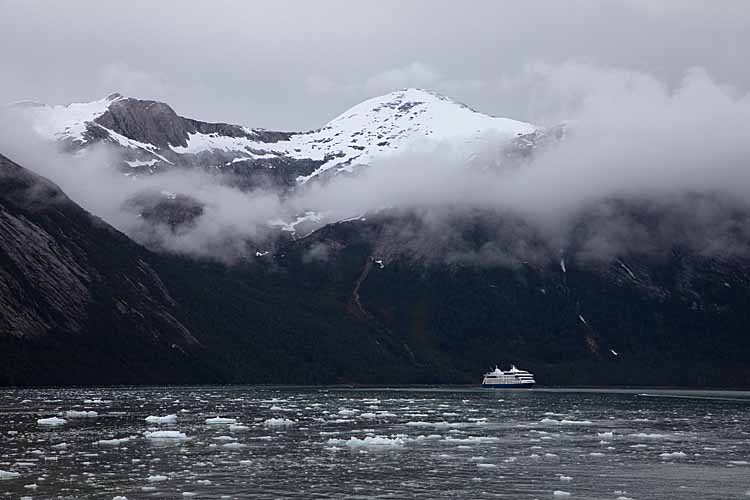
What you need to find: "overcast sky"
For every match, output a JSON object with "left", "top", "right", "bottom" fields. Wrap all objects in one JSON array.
[{"left": 1, "top": 0, "right": 748, "bottom": 130}]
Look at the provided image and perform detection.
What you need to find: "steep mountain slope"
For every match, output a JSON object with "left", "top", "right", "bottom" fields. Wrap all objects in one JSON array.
[
  {"left": 0, "top": 153, "right": 416, "bottom": 385},
  {"left": 269, "top": 210, "right": 750, "bottom": 387},
  {"left": 0, "top": 153, "right": 211, "bottom": 385}
]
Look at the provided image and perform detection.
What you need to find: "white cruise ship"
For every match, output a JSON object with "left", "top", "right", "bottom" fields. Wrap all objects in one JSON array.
[{"left": 481, "top": 365, "right": 535, "bottom": 388}]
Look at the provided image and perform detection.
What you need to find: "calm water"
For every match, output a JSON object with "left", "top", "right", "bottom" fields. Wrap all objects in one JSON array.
[{"left": 0, "top": 387, "right": 749, "bottom": 499}]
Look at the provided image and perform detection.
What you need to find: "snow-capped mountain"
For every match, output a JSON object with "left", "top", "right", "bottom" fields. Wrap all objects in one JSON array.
[
  {"left": 16, "top": 88, "right": 541, "bottom": 186},
  {"left": 171, "top": 88, "right": 537, "bottom": 183}
]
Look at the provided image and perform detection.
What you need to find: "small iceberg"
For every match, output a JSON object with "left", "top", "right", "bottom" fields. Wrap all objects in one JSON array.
[
  {"left": 95, "top": 436, "right": 135, "bottom": 446},
  {"left": 144, "top": 430, "right": 187, "bottom": 440},
  {"left": 145, "top": 415, "right": 177, "bottom": 424},
  {"left": 205, "top": 417, "right": 237, "bottom": 425},
  {"left": 0, "top": 470, "right": 20, "bottom": 480},
  {"left": 263, "top": 418, "right": 296, "bottom": 428},
  {"left": 64, "top": 410, "right": 98, "bottom": 418},
  {"left": 37, "top": 417, "right": 66, "bottom": 426},
  {"left": 327, "top": 435, "right": 407, "bottom": 448},
  {"left": 659, "top": 451, "right": 687, "bottom": 459}
]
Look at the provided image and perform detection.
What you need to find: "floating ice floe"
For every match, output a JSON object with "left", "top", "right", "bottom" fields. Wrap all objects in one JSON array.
[
  {"left": 147, "top": 475, "right": 168, "bottom": 482},
  {"left": 444, "top": 436, "right": 500, "bottom": 445},
  {"left": 628, "top": 433, "right": 668, "bottom": 440},
  {"left": 327, "top": 435, "right": 407, "bottom": 448},
  {"left": 95, "top": 436, "right": 135, "bottom": 446},
  {"left": 263, "top": 418, "right": 296, "bottom": 428},
  {"left": 0, "top": 470, "right": 20, "bottom": 480},
  {"left": 206, "top": 417, "right": 237, "bottom": 425},
  {"left": 553, "top": 491, "right": 571, "bottom": 497},
  {"left": 37, "top": 417, "right": 66, "bottom": 426},
  {"left": 659, "top": 451, "right": 687, "bottom": 459},
  {"left": 413, "top": 434, "right": 443, "bottom": 441},
  {"left": 145, "top": 414, "right": 177, "bottom": 424},
  {"left": 144, "top": 430, "right": 188, "bottom": 440},
  {"left": 229, "top": 424, "right": 249, "bottom": 431},
  {"left": 405, "top": 421, "right": 473, "bottom": 429},
  {"left": 64, "top": 410, "right": 98, "bottom": 418},
  {"left": 540, "top": 418, "right": 593, "bottom": 426}
]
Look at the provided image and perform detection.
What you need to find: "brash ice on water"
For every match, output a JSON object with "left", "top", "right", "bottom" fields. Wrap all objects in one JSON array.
[{"left": 0, "top": 387, "right": 749, "bottom": 499}]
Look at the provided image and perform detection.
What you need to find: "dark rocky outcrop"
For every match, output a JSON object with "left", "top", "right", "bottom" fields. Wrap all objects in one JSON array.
[
  {"left": 93, "top": 95, "right": 293, "bottom": 149},
  {"left": 0, "top": 153, "right": 207, "bottom": 385}
]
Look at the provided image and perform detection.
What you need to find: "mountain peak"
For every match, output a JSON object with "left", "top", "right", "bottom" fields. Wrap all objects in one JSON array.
[{"left": 329, "top": 87, "right": 470, "bottom": 122}]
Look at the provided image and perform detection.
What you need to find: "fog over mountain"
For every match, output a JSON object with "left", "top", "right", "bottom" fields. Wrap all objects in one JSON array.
[{"left": 2, "top": 63, "right": 750, "bottom": 263}]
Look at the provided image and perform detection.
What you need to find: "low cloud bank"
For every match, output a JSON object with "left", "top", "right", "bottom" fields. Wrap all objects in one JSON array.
[{"left": 2, "top": 63, "right": 750, "bottom": 264}]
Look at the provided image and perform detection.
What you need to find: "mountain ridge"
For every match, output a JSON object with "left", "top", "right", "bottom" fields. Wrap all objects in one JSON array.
[{"left": 15, "top": 88, "right": 541, "bottom": 184}]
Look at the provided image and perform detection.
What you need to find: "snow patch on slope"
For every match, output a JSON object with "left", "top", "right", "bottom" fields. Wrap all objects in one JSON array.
[{"left": 23, "top": 94, "right": 124, "bottom": 144}]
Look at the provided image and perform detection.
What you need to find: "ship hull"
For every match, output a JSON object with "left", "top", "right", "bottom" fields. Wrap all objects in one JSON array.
[{"left": 481, "top": 383, "right": 535, "bottom": 389}]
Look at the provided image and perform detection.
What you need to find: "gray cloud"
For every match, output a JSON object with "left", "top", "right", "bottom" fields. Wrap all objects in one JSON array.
[
  {"left": 286, "top": 63, "right": 750, "bottom": 261},
  {"left": 2, "top": 0, "right": 750, "bottom": 130},
  {"left": 3, "top": 62, "right": 750, "bottom": 264}
]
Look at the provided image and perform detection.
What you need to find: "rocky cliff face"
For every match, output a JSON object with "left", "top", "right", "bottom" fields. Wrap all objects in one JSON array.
[{"left": 0, "top": 153, "right": 207, "bottom": 385}]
